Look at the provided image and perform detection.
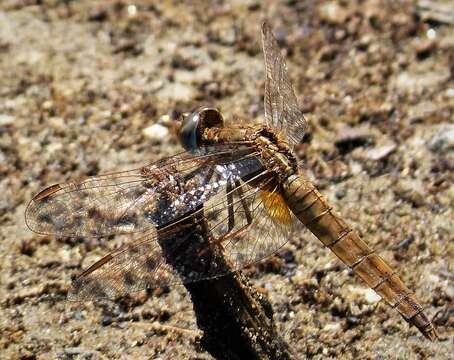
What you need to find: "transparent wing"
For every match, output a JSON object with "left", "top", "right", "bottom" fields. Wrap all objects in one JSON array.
[
  {"left": 68, "top": 170, "right": 297, "bottom": 301},
  {"left": 207, "top": 176, "right": 296, "bottom": 272},
  {"left": 25, "top": 144, "right": 261, "bottom": 238},
  {"left": 68, "top": 227, "right": 177, "bottom": 300},
  {"left": 262, "top": 21, "right": 309, "bottom": 146}
]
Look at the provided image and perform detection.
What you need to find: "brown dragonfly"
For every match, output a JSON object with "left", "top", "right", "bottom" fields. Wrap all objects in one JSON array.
[{"left": 25, "top": 22, "right": 437, "bottom": 341}]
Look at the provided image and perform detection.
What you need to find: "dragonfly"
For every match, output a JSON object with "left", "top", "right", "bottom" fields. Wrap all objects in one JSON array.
[{"left": 25, "top": 22, "right": 437, "bottom": 341}]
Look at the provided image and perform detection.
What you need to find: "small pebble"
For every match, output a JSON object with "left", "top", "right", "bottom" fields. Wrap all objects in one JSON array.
[
  {"left": 364, "top": 289, "right": 381, "bottom": 304},
  {"left": 323, "top": 322, "right": 341, "bottom": 332},
  {"left": 142, "top": 123, "right": 169, "bottom": 141},
  {"left": 428, "top": 125, "right": 454, "bottom": 153},
  {"left": 395, "top": 67, "right": 450, "bottom": 93},
  {"left": 335, "top": 125, "right": 373, "bottom": 148},
  {"left": 347, "top": 316, "right": 361, "bottom": 325},
  {"left": 48, "top": 117, "right": 66, "bottom": 132},
  {"left": 364, "top": 143, "right": 396, "bottom": 161},
  {"left": 0, "top": 114, "right": 14, "bottom": 126},
  {"left": 319, "top": 2, "right": 348, "bottom": 25},
  {"left": 73, "top": 310, "right": 83, "bottom": 321},
  {"left": 101, "top": 315, "right": 113, "bottom": 326},
  {"left": 64, "top": 347, "right": 84, "bottom": 355},
  {"left": 335, "top": 190, "right": 346, "bottom": 200}
]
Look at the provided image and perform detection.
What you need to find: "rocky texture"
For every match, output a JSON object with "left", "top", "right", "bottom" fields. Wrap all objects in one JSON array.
[{"left": 0, "top": 1, "right": 453, "bottom": 359}]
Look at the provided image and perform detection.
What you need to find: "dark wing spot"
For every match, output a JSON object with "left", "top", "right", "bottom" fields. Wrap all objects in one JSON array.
[
  {"left": 71, "top": 277, "right": 108, "bottom": 300},
  {"left": 144, "top": 256, "right": 156, "bottom": 272},
  {"left": 87, "top": 207, "right": 103, "bottom": 221},
  {"left": 71, "top": 214, "right": 84, "bottom": 229},
  {"left": 71, "top": 278, "right": 83, "bottom": 293},
  {"left": 126, "top": 244, "right": 141, "bottom": 257},
  {"left": 113, "top": 213, "right": 138, "bottom": 227},
  {"left": 89, "top": 280, "right": 108, "bottom": 299},
  {"left": 142, "top": 180, "right": 156, "bottom": 190},
  {"left": 123, "top": 271, "right": 136, "bottom": 286},
  {"left": 37, "top": 212, "right": 52, "bottom": 224}
]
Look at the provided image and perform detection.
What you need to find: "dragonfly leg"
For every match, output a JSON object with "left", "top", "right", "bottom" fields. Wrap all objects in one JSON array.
[
  {"left": 214, "top": 179, "right": 254, "bottom": 247},
  {"left": 226, "top": 178, "right": 235, "bottom": 232},
  {"left": 235, "top": 179, "right": 253, "bottom": 225},
  {"left": 198, "top": 178, "right": 254, "bottom": 258}
]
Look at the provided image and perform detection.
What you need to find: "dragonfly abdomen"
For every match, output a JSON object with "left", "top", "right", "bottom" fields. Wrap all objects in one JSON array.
[{"left": 282, "top": 175, "right": 438, "bottom": 341}]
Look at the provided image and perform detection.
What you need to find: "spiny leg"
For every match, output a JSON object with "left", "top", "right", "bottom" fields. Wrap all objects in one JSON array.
[
  {"left": 226, "top": 178, "right": 235, "bottom": 232},
  {"left": 214, "top": 178, "right": 254, "bottom": 246},
  {"left": 235, "top": 179, "right": 253, "bottom": 225}
]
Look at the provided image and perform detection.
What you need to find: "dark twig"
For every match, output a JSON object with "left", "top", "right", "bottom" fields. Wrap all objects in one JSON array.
[{"left": 157, "top": 208, "right": 294, "bottom": 360}]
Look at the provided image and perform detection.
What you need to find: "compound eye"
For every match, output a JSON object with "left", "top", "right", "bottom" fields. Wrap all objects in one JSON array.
[
  {"left": 179, "top": 107, "right": 224, "bottom": 151},
  {"left": 179, "top": 111, "right": 200, "bottom": 151}
]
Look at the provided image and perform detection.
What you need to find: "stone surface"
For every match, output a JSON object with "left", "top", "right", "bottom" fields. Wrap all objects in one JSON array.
[{"left": 0, "top": 1, "right": 452, "bottom": 359}]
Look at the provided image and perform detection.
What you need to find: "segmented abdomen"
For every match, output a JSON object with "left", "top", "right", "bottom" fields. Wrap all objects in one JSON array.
[{"left": 282, "top": 175, "right": 437, "bottom": 341}]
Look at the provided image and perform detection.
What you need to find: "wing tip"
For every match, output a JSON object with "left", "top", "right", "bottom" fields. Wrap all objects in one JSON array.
[
  {"left": 261, "top": 21, "right": 268, "bottom": 31},
  {"left": 24, "top": 184, "right": 62, "bottom": 234},
  {"left": 261, "top": 21, "right": 273, "bottom": 40},
  {"left": 67, "top": 277, "right": 103, "bottom": 302},
  {"left": 66, "top": 289, "right": 82, "bottom": 302}
]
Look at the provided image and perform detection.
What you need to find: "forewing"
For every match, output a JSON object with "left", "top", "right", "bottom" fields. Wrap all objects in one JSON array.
[
  {"left": 262, "top": 21, "right": 309, "bottom": 146},
  {"left": 25, "top": 144, "right": 261, "bottom": 238},
  {"left": 68, "top": 170, "right": 298, "bottom": 300}
]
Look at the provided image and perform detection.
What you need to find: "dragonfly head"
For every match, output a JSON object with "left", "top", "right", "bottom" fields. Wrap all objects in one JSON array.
[{"left": 179, "top": 107, "right": 224, "bottom": 150}]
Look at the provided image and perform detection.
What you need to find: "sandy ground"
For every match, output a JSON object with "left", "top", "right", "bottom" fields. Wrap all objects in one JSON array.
[{"left": 0, "top": 0, "right": 453, "bottom": 359}]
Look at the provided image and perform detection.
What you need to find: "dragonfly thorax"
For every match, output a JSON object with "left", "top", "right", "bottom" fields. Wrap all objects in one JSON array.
[
  {"left": 253, "top": 132, "right": 299, "bottom": 182},
  {"left": 180, "top": 106, "right": 299, "bottom": 182}
]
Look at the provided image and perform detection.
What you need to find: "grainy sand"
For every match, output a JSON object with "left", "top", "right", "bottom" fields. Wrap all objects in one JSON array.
[{"left": 0, "top": 1, "right": 452, "bottom": 359}]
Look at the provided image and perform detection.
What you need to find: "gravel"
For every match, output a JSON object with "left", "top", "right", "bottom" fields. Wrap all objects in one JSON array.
[{"left": 0, "top": 1, "right": 452, "bottom": 359}]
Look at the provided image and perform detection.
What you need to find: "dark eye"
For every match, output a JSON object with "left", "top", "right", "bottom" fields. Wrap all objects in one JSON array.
[
  {"left": 179, "top": 111, "right": 200, "bottom": 151},
  {"left": 179, "top": 107, "right": 224, "bottom": 151}
]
